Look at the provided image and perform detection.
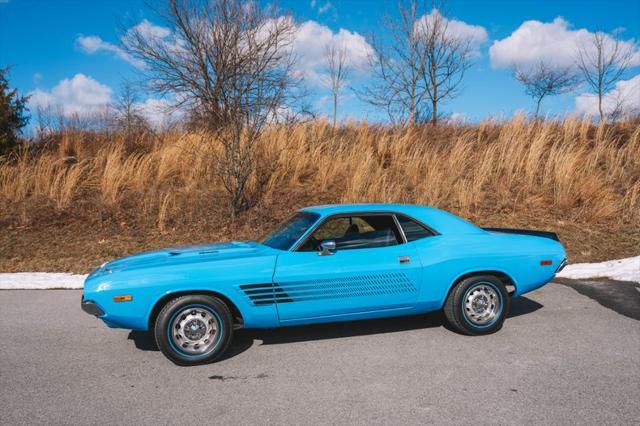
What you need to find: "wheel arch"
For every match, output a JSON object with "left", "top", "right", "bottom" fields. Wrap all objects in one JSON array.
[
  {"left": 446, "top": 270, "right": 516, "bottom": 301},
  {"left": 149, "top": 290, "right": 244, "bottom": 330}
]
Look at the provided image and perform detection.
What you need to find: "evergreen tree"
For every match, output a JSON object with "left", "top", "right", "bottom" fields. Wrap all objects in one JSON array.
[{"left": 0, "top": 67, "right": 30, "bottom": 157}]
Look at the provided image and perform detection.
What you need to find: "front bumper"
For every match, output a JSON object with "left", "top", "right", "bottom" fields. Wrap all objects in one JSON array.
[{"left": 81, "top": 296, "right": 104, "bottom": 316}]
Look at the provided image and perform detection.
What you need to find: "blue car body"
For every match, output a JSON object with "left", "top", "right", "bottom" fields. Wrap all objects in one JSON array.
[{"left": 82, "top": 204, "right": 566, "bottom": 331}]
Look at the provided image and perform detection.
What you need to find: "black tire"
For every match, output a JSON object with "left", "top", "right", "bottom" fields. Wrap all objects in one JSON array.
[
  {"left": 154, "top": 295, "right": 233, "bottom": 366},
  {"left": 444, "top": 275, "right": 510, "bottom": 335}
]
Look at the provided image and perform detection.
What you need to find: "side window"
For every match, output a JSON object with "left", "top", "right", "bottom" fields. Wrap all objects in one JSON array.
[
  {"left": 299, "top": 215, "right": 401, "bottom": 251},
  {"left": 396, "top": 214, "right": 435, "bottom": 242},
  {"left": 309, "top": 217, "right": 350, "bottom": 242}
]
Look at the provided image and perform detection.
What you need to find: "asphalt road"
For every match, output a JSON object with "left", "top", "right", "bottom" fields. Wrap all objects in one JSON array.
[{"left": 1, "top": 280, "right": 639, "bottom": 426}]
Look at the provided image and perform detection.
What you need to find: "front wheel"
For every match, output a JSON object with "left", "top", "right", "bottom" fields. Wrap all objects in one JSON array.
[
  {"left": 154, "top": 295, "right": 233, "bottom": 365},
  {"left": 444, "top": 275, "right": 509, "bottom": 335}
]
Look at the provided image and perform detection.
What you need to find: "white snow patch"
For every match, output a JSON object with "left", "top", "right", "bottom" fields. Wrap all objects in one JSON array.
[
  {"left": 0, "top": 256, "right": 638, "bottom": 289},
  {"left": 557, "top": 256, "right": 640, "bottom": 283},
  {"left": 0, "top": 273, "right": 87, "bottom": 290}
]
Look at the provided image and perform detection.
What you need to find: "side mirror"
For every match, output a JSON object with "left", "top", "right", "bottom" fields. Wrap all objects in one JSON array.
[{"left": 318, "top": 240, "right": 337, "bottom": 256}]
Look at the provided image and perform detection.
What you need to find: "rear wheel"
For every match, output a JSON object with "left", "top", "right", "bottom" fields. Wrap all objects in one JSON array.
[
  {"left": 444, "top": 275, "right": 509, "bottom": 335},
  {"left": 154, "top": 295, "right": 233, "bottom": 365}
]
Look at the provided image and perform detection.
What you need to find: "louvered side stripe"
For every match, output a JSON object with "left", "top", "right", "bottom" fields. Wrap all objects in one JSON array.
[
  {"left": 239, "top": 273, "right": 417, "bottom": 306},
  {"left": 239, "top": 283, "right": 274, "bottom": 290}
]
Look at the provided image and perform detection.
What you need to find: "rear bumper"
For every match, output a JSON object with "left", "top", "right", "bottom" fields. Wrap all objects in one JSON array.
[
  {"left": 81, "top": 296, "right": 104, "bottom": 316},
  {"left": 556, "top": 259, "right": 568, "bottom": 273}
]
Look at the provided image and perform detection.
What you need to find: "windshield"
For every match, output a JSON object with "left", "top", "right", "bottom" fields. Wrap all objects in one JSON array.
[{"left": 260, "top": 212, "right": 320, "bottom": 250}]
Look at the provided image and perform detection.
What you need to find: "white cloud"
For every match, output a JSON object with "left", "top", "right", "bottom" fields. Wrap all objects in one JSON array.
[
  {"left": 28, "top": 74, "right": 112, "bottom": 117},
  {"left": 310, "top": 0, "right": 333, "bottom": 15},
  {"left": 76, "top": 35, "right": 145, "bottom": 68},
  {"left": 318, "top": 2, "right": 332, "bottom": 15},
  {"left": 28, "top": 73, "right": 183, "bottom": 128},
  {"left": 489, "top": 17, "right": 640, "bottom": 69},
  {"left": 447, "top": 112, "right": 468, "bottom": 124},
  {"left": 575, "top": 74, "right": 640, "bottom": 118},
  {"left": 77, "top": 20, "right": 171, "bottom": 68},
  {"left": 291, "top": 20, "right": 373, "bottom": 83},
  {"left": 76, "top": 35, "right": 107, "bottom": 53},
  {"left": 415, "top": 9, "right": 488, "bottom": 54},
  {"left": 129, "top": 19, "right": 171, "bottom": 40},
  {"left": 134, "top": 97, "right": 183, "bottom": 129}
]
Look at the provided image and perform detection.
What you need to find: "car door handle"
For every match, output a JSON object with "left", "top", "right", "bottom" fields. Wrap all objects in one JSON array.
[{"left": 398, "top": 256, "right": 410, "bottom": 264}]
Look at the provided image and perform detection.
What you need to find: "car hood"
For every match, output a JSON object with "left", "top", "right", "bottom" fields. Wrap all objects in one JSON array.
[{"left": 90, "top": 241, "right": 278, "bottom": 277}]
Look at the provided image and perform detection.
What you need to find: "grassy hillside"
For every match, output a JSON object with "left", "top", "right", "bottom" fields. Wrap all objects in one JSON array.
[{"left": 1, "top": 116, "right": 639, "bottom": 272}]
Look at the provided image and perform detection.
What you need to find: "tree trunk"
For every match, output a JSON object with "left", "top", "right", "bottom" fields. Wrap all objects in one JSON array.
[
  {"left": 598, "top": 92, "right": 604, "bottom": 121},
  {"left": 431, "top": 71, "right": 438, "bottom": 126},
  {"left": 535, "top": 96, "right": 543, "bottom": 118},
  {"left": 597, "top": 75, "right": 604, "bottom": 121},
  {"left": 431, "top": 99, "right": 437, "bottom": 126},
  {"left": 332, "top": 91, "right": 338, "bottom": 128},
  {"left": 408, "top": 96, "right": 415, "bottom": 127}
]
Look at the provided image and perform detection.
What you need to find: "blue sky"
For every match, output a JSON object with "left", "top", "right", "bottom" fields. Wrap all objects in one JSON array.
[{"left": 1, "top": 0, "right": 639, "bottom": 125}]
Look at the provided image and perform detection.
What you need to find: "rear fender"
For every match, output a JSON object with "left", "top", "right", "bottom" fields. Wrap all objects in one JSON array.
[{"left": 443, "top": 267, "right": 518, "bottom": 307}]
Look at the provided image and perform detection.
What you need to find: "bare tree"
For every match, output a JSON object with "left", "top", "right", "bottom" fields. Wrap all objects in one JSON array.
[
  {"left": 607, "top": 83, "right": 640, "bottom": 121},
  {"left": 359, "top": 1, "right": 474, "bottom": 126},
  {"left": 358, "top": 1, "right": 428, "bottom": 125},
  {"left": 513, "top": 61, "right": 579, "bottom": 117},
  {"left": 112, "top": 81, "right": 148, "bottom": 137},
  {"left": 323, "top": 42, "right": 349, "bottom": 127},
  {"left": 415, "top": 7, "right": 473, "bottom": 125},
  {"left": 123, "top": 0, "right": 300, "bottom": 217},
  {"left": 577, "top": 31, "right": 637, "bottom": 120},
  {"left": 34, "top": 103, "right": 113, "bottom": 136}
]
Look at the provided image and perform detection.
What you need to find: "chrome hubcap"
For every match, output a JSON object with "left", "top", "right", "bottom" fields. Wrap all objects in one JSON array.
[
  {"left": 170, "top": 307, "right": 219, "bottom": 355},
  {"left": 464, "top": 284, "right": 501, "bottom": 325}
]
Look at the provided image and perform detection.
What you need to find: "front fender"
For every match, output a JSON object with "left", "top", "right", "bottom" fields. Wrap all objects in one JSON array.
[
  {"left": 144, "top": 285, "right": 279, "bottom": 330},
  {"left": 83, "top": 254, "right": 279, "bottom": 330}
]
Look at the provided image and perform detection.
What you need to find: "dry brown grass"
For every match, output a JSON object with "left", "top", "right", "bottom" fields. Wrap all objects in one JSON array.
[{"left": 1, "top": 115, "right": 639, "bottom": 272}]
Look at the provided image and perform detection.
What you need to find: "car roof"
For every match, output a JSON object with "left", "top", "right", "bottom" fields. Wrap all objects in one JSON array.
[{"left": 300, "top": 204, "right": 483, "bottom": 235}]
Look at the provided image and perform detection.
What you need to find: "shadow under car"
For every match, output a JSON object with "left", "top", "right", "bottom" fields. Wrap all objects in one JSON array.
[{"left": 127, "top": 295, "right": 543, "bottom": 361}]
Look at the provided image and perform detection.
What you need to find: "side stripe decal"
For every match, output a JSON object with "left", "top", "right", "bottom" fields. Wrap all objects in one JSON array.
[{"left": 238, "top": 273, "right": 416, "bottom": 306}]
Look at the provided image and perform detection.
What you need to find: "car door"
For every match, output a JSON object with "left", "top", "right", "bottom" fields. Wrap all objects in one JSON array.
[{"left": 273, "top": 213, "right": 423, "bottom": 322}]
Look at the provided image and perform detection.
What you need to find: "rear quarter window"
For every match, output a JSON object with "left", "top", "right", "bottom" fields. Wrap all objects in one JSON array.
[{"left": 396, "top": 214, "right": 435, "bottom": 242}]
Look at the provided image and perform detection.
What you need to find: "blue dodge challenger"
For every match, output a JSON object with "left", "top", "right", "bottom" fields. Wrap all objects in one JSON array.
[{"left": 82, "top": 204, "right": 567, "bottom": 365}]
